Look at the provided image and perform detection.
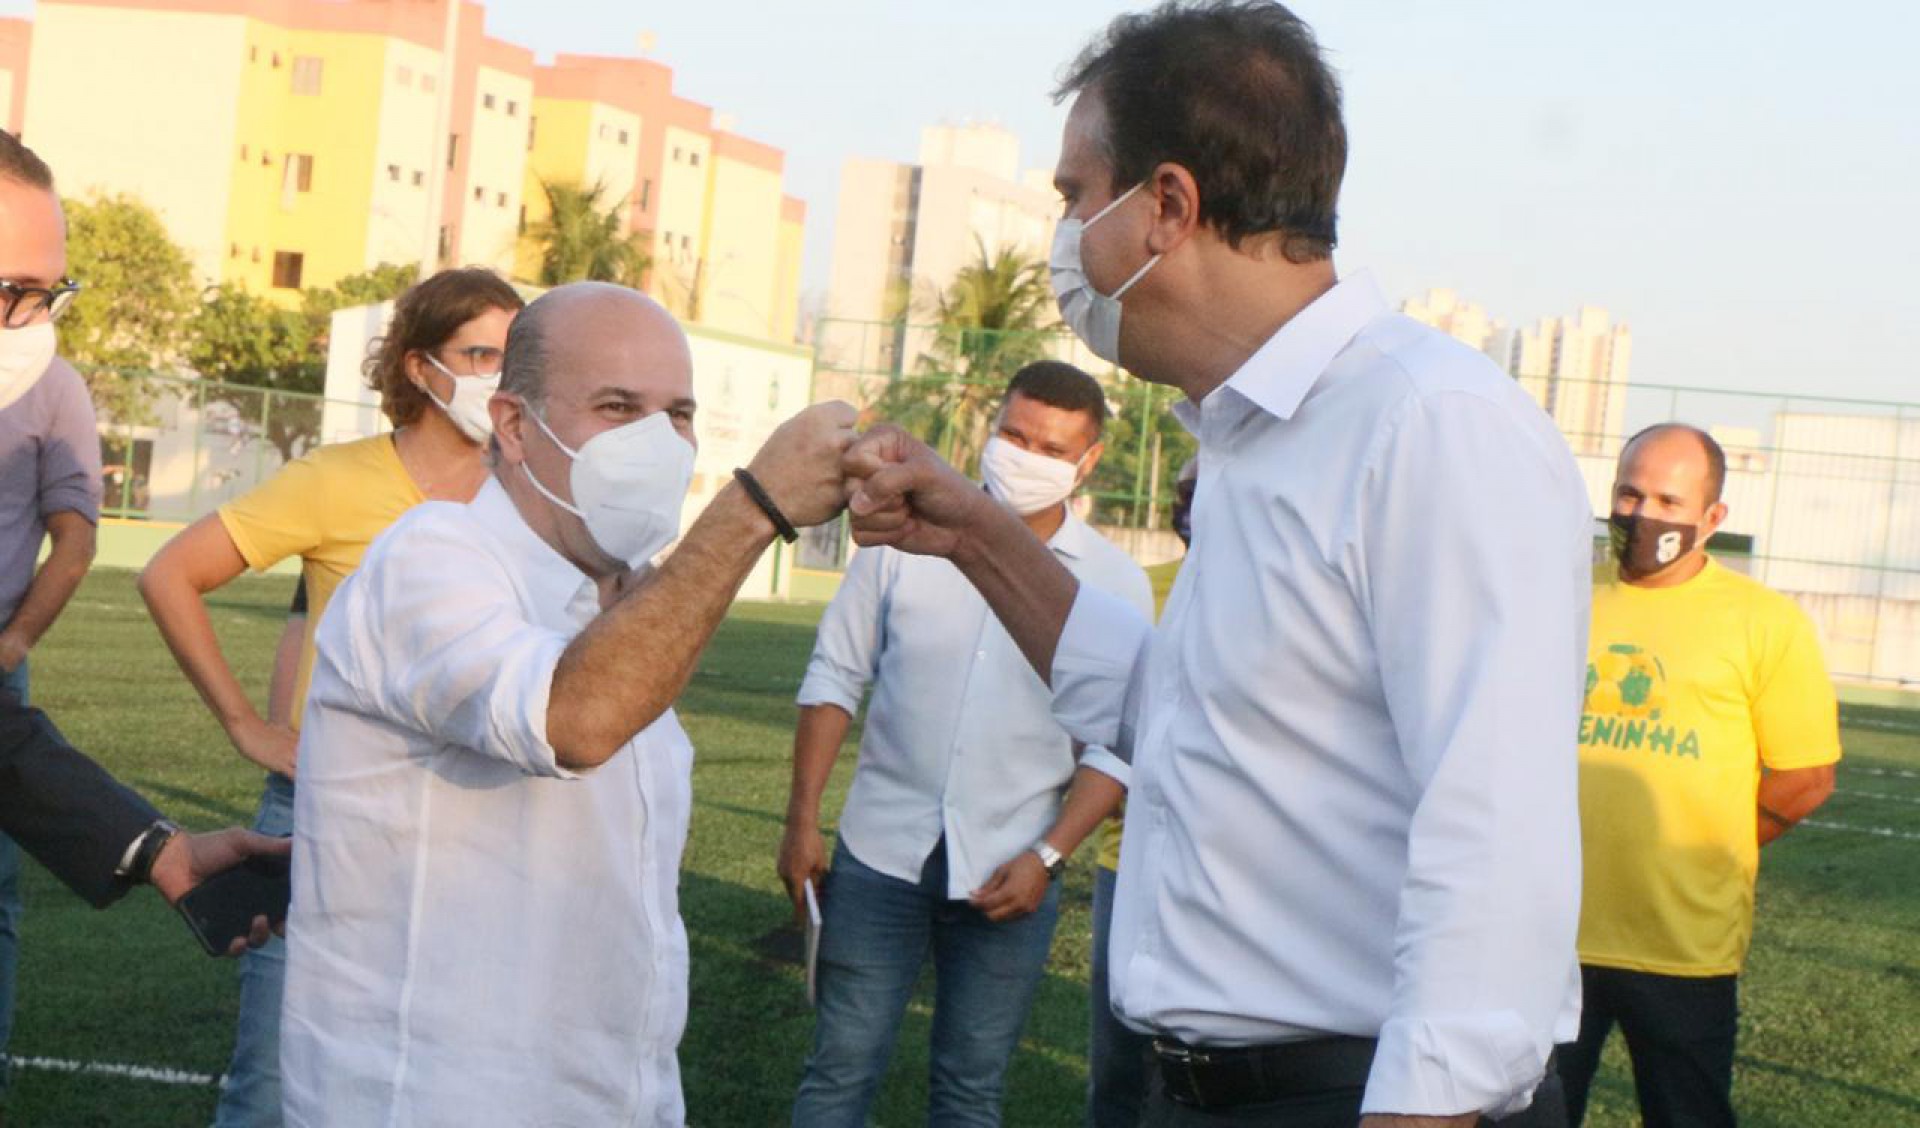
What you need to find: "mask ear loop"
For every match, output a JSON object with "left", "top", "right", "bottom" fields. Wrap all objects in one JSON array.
[{"left": 517, "top": 406, "right": 586, "bottom": 517}]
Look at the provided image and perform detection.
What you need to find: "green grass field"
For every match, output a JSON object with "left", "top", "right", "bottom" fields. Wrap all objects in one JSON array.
[{"left": 4, "top": 570, "right": 1917, "bottom": 1126}]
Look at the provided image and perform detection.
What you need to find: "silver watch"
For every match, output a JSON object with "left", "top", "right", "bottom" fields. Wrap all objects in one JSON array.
[{"left": 1031, "top": 840, "right": 1066, "bottom": 880}]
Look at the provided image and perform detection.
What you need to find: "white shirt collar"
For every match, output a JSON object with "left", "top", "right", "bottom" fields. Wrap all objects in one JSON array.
[
  {"left": 1174, "top": 270, "right": 1390, "bottom": 431},
  {"left": 471, "top": 475, "right": 600, "bottom": 627}
]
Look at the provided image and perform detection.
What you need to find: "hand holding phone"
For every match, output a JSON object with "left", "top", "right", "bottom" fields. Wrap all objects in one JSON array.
[{"left": 176, "top": 853, "right": 292, "bottom": 957}]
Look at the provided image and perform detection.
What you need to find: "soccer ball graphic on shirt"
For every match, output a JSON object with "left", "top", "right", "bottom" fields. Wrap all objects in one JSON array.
[{"left": 1584, "top": 644, "right": 1668, "bottom": 721}]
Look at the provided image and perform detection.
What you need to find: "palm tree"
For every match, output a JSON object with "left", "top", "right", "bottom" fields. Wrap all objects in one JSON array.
[
  {"left": 876, "top": 239, "right": 1057, "bottom": 467},
  {"left": 526, "top": 179, "right": 650, "bottom": 287}
]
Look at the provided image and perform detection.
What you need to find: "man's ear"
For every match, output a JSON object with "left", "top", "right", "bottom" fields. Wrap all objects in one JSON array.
[
  {"left": 1145, "top": 162, "right": 1200, "bottom": 257},
  {"left": 1077, "top": 440, "right": 1106, "bottom": 487},
  {"left": 1703, "top": 500, "right": 1729, "bottom": 540},
  {"left": 491, "top": 394, "right": 526, "bottom": 464}
]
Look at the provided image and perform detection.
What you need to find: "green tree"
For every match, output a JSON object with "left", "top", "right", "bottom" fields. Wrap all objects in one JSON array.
[
  {"left": 59, "top": 194, "right": 197, "bottom": 423},
  {"left": 525, "top": 179, "right": 649, "bottom": 287},
  {"left": 875, "top": 240, "right": 1058, "bottom": 468},
  {"left": 1085, "top": 379, "right": 1197, "bottom": 530},
  {"left": 185, "top": 264, "right": 416, "bottom": 461}
]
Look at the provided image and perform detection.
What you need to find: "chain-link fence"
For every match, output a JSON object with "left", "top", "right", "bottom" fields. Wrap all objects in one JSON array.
[
  {"left": 93, "top": 372, "right": 363, "bottom": 522},
  {"left": 811, "top": 319, "right": 1920, "bottom": 687}
]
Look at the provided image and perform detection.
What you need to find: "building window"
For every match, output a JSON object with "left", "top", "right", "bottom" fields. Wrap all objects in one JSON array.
[
  {"left": 506, "top": 99, "right": 518, "bottom": 117},
  {"left": 412, "top": 170, "right": 425, "bottom": 187},
  {"left": 291, "top": 55, "right": 323, "bottom": 95},
  {"left": 249, "top": 46, "right": 258, "bottom": 63},
  {"left": 388, "top": 163, "right": 401, "bottom": 182},
  {"left": 483, "top": 92, "right": 496, "bottom": 110},
  {"left": 690, "top": 151, "right": 701, "bottom": 167},
  {"left": 527, "top": 117, "right": 537, "bottom": 151},
  {"left": 495, "top": 191, "right": 507, "bottom": 208},
  {"left": 271, "top": 51, "right": 281, "bottom": 69},
  {"left": 639, "top": 178, "right": 651, "bottom": 211},
  {"left": 473, "top": 185, "right": 484, "bottom": 202},
  {"left": 517, "top": 205, "right": 526, "bottom": 234},
  {"left": 447, "top": 134, "right": 459, "bottom": 170},
  {"left": 250, "top": 247, "right": 261, "bottom": 263},
  {"left": 680, "top": 234, "right": 691, "bottom": 250},
  {"left": 422, "top": 73, "right": 437, "bottom": 93},
  {"left": 271, "top": 251, "right": 304, "bottom": 289},
  {"left": 672, "top": 146, "right": 681, "bottom": 162},
  {"left": 285, "top": 153, "right": 314, "bottom": 192},
  {"left": 240, "top": 143, "right": 250, "bottom": 161},
  {"left": 229, "top": 243, "right": 240, "bottom": 258},
  {"left": 260, "top": 151, "right": 272, "bottom": 167},
  {"left": 397, "top": 65, "right": 413, "bottom": 87},
  {"left": 436, "top": 225, "right": 452, "bottom": 263},
  {"left": 598, "top": 124, "right": 610, "bottom": 140}
]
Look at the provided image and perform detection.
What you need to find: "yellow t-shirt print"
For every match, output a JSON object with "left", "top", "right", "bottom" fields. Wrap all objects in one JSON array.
[{"left": 1575, "top": 559, "right": 1842, "bottom": 977}]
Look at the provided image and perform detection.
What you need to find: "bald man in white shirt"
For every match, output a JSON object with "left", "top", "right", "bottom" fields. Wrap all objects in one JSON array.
[
  {"left": 840, "top": 5, "right": 1587, "bottom": 1127},
  {"left": 280, "top": 284, "right": 856, "bottom": 1127}
]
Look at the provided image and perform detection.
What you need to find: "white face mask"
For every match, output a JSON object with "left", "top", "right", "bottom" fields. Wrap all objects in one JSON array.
[
  {"left": 0, "top": 322, "right": 57, "bottom": 414},
  {"left": 520, "top": 407, "right": 696, "bottom": 569},
  {"left": 979, "top": 435, "right": 1087, "bottom": 516},
  {"left": 1049, "top": 182, "right": 1162, "bottom": 365},
  {"left": 421, "top": 354, "right": 500, "bottom": 444}
]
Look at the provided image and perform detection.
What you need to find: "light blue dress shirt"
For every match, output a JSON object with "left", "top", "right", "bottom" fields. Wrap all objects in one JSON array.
[
  {"left": 1049, "top": 273, "right": 1591, "bottom": 1119},
  {"left": 799, "top": 507, "right": 1151, "bottom": 898}
]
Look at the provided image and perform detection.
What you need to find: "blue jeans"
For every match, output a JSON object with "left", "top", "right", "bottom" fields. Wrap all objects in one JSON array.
[
  {"left": 211, "top": 772, "right": 294, "bottom": 1128},
  {"left": 793, "top": 838, "right": 1061, "bottom": 1128},
  {"left": 1089, "top": 864, "right": 1152, "bottom": 1127},
  {"left": 0, "top": 658, "right": 26, "bottom": 1095}
]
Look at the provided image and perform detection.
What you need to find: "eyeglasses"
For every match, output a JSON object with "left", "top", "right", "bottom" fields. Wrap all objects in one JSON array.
[
  {"left": 0, "top": 278, "right": 81, "bottom": 329},
  {"left": 433, "top": 344, "right": 505, "bottom": 376}
]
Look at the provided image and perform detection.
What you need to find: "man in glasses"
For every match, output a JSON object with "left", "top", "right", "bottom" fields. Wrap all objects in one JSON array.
[{"left": 0, "top": 130, "right": 100, "bottom": 1111}]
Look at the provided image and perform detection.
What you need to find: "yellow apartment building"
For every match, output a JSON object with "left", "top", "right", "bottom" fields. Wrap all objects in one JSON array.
[
  {"left": 22, "top": 0, "right": 532, "bottom": 297},
  {"left": 524, "top": 52, "right": 804, "bottom": 344},
  {"left": 14, "top": 0, "right": 805, "bottom": 339}
]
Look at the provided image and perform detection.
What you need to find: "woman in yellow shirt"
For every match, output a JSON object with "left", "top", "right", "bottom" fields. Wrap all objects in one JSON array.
[{"left": 139, "top": 267, "right": 522, "bottom": 1128}]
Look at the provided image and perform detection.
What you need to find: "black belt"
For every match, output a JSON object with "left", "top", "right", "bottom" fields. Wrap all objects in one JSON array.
[{"left": 1152, "top": 1035, "right": 1377, "bottom": 1111}]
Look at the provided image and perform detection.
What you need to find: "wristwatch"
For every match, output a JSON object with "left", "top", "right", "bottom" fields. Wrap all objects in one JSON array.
[
  {"left": 1031, "top": 840, "right": 1066, "bottom": 881},
  {"left": 115, "top": 818, "right": 182, "bottom": 885}
]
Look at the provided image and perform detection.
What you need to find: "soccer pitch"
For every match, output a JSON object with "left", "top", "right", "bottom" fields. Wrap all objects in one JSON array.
[{"left": 5, "top": 571, "right": 1916, "bottom": 1126}]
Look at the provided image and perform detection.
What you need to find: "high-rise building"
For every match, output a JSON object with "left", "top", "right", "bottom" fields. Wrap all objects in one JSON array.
[
  {"left": 24, "top": 0, "right": 535, "bottom": 294},
  {"left": 1503, "top": 306, "right": 1632, "bottom": 455},
  {"left": 514, "top": 52, "right": 805, "bottom": 342},
  {"left": 1404, "top": 289, "right": 1631, "bottom": 456},
  {"left": 16, "top": 0, "right": 806, "bottom": 343},
  {"left": 1400, "top": 287, "right": 1502, "bottom": 354},
  {"left": 821, "top": 122, "right": 1059, "bottom": 385}
]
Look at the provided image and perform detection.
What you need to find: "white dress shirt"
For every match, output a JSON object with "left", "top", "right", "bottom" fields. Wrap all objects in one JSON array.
[
  {"left": 281, "top": 478, "right": 694, "bottom": 1128},
  {"left": 798, "top": 506, "right": 1150, "bottom": 898},
  {"left": 1048, "top": 273, "right": 1590, "bottom": 1118}
]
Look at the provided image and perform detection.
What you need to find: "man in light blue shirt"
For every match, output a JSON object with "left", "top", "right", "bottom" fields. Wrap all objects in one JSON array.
[{"left": 782, "top": 362, "right": 1152, "bottom": 1127}]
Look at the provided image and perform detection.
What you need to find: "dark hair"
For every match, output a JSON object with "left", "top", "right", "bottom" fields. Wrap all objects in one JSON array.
[
  {"left": 0, "top": 131, "right": 54, "bottom": 191},
  {"left": 1055, "top": 0, "right": 1346, "bottom": 263},
  {"left": 499, "top": 290, "right": 553, "bottom": 411},
  {"left": 364, "top": 267, "right": 523, "bottom": 426},
  {"left": 1004, "top": 361, "right": 1109, "bottom": 435},
  {"left": 1622, "top": 423, "right": 1728, "bottom": 504}
]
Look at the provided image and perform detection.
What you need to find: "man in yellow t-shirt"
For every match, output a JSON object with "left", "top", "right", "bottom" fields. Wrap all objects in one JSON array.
[{"left": 1562, "top": 424, "right": 1841, "bottom": 1128}]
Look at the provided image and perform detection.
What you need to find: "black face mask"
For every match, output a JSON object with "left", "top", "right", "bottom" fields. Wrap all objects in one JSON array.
[{"left": 1609, "top": 513, "right": 1699, "bottom": 578}]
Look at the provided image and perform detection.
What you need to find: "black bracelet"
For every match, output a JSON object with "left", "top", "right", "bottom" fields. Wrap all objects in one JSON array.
[{"left": 734, "top": 467, "right": 799, "bottom": 543}]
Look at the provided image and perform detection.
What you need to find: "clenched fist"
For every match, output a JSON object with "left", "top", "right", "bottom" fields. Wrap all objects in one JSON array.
[
  {"left": 841, "top": 425, "right": 993, "bottom": 559},
  {"left": 747, "top": 401, "right": 860, "bottom": 528}
]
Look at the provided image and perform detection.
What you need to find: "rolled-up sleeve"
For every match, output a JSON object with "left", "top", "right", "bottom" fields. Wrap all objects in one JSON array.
[
  {"left": 795, "top": 546, "right": 888, "bottom": 715},
  {"left": 317, "top": 513, "right": 579, "bottom": 779},
  {"left": 1357, "top": 390, "right": 1587, "bottom": 1117},
  {"left": 1048, "top": 585, "right": 1152, "bottom": 766}
]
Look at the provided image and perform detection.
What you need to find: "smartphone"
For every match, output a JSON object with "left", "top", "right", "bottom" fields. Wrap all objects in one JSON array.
[{"left": 176, "top": 853, "right": 292, "bottom": 956}]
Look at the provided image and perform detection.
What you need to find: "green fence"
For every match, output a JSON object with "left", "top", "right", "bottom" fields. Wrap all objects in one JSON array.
[{"left": 811, "top": 318, "right": 1920, "bottom": 687}]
